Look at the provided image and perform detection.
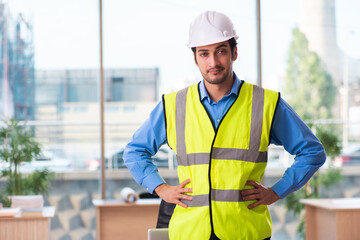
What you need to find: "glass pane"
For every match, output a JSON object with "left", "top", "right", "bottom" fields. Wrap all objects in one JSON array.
[
  {"left": 1, "top": 0, "right": 99, "bottom": 239},
  {"left": 262, "top": 0, "right": 360, "bottom": 169}
]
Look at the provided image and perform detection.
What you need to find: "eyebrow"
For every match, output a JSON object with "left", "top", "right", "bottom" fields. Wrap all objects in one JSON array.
[
  {"left": 197, "top": 44, "right": 228, "bottom": 52},
  {"left": 215, "top": 44, "right": 227, "bottom": 49}
]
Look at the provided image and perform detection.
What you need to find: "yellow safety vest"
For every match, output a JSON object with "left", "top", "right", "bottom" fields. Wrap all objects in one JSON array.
[{"left": 163, "top": 81, "right": 279, "bottom": 240}]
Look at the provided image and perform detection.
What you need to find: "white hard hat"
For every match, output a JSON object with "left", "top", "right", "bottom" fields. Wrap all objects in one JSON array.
[{"left": 187, "top": 11, "right": 238, "bottom": 48}]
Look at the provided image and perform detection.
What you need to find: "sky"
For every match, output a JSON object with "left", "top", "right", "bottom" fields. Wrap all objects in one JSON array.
[{"left": 6, "top": 0, "right": 360, "bottom": 95}]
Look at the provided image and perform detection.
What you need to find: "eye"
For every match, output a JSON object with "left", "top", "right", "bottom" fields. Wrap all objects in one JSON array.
[
  {"left": 217, "top": 49, "right": 227, "bottom": 54},
  {"left": 199, "top": 52, "right": 208, "bottom": 57}
]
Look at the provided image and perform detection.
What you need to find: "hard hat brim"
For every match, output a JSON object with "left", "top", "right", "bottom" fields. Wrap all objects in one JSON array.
[{"left": 187, "top": 35, "right": 238, "bottom": 48}]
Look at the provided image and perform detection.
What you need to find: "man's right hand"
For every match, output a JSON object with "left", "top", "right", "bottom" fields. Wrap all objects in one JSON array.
[{"left": 155, "top": 178, "right": 193, "bottom": 208}]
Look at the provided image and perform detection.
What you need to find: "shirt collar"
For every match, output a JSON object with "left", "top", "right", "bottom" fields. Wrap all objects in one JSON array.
[{"left": 199, "top": 72, "right": 242, "bottom": 102}]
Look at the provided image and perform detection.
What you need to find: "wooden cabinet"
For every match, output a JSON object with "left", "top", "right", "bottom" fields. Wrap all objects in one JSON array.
[
  {"left": 300, "top": 198, "right": 360, "bottom": 240},
  {"left": 0, "top": 206, "right": 55, "bottom": 240},
  {"left": 93, "top": 199, "right": 160, "bottom": 240}
]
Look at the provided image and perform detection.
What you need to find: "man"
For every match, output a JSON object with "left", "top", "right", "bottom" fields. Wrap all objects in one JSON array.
[{"left": 124, "top": 11, "right": 325, "bottom": 240}]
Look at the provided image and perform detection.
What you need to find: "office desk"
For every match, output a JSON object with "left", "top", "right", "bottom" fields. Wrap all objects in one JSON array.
[
  {"left": 93, "top": 199, "right": 161, "bottom": 240},
  {"left": 300, "top": 198, "right": 360, "bottom": 240},
  {"left": 0, "top": 206, "right": 55, "bottom": 240}
]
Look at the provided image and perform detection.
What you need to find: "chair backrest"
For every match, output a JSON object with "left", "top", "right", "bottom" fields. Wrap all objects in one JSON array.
[
  {"left": 156, "top": 200, "right": 175, "bottom": 228},
  {"left": 148, "top": 228, "right": 169, "bottom": 240}
]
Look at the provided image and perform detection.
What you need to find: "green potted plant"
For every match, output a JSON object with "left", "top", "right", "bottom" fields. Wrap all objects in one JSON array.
[{"left": 0, "top": 118, "right": 54, "bottom": 207}]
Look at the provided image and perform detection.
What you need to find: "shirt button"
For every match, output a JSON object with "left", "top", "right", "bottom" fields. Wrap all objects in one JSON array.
[{"left": 217, "top": 119, "right": 220, "bottom": 122}]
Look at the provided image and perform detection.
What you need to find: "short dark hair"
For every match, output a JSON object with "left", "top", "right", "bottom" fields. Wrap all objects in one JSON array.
[{"left": 191, "top": 37, "right": 237, "bottom": 58}]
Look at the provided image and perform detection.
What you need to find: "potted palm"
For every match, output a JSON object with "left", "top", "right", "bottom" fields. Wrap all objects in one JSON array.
[{"left": 0, "top": 118, "right": 54, "bottom": 207}]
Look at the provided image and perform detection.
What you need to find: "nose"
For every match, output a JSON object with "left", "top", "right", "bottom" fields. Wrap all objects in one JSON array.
[{"left": 208, "top": 54, "right": 219, "bottom": 67}]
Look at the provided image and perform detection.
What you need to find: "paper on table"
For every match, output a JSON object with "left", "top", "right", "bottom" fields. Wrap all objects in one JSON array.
[
  {"left": 21, "top": 208, "right": 43, "bottom": 217},
  {"left": 120, "top": 187, "right": 139, "bottom": 203},
  {"left": 0, "top": 208, "right": 21, "bottom": 217},
  {"left": 10, "top": 195, "right": 44, "bottom": 209}
]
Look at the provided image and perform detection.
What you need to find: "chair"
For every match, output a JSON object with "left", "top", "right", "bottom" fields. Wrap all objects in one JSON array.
[{"left": 156, "top": 200, "right": 176, "bottom": 228}]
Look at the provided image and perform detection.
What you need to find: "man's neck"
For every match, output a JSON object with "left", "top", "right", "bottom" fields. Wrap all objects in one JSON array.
[{"left": 204, "top": 75, "right": 234, "bottom": 103}]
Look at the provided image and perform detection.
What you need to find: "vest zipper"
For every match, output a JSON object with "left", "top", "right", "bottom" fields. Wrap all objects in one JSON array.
[
  {"left": 198, "top": 80, "right": 244, "bottom": 239},
  {"left": 208, "top": 132, "right": 219, "bottom": 240}
]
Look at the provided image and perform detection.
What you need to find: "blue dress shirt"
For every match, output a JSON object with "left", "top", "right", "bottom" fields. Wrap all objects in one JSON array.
[{"left": 124, "top": 73, "right": 326, "bottom": 199}]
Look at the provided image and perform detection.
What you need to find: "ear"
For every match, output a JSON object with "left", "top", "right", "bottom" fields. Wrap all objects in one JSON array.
[
  {"left": 193, "top": 52, "right": 198, "bottom": 65},
  {"left": 232, "top": 46, "right": 238, "bottom": 61}
]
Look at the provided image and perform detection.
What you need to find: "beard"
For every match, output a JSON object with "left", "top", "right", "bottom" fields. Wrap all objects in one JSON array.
[{"left": 202, "top": 66, "right": 232, "bottom": 85}]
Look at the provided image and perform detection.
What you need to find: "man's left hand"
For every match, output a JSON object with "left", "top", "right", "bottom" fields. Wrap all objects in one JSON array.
[{"left": 241, "top": 180, "right": 280, "bottom": 209}]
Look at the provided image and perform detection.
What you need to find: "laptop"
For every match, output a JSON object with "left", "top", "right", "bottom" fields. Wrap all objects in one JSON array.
[{"left": 148, "top": 228, "right": 169, "bottom": 240}]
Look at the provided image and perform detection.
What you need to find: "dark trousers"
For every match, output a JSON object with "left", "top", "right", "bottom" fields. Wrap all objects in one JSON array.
[{"left": 156, "top": 200, "right": 271, "bottom": 240}]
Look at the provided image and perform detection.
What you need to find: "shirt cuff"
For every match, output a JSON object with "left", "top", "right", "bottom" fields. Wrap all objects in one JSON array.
[
  {"left": 271, "top": 177, "right": 292, "bottom": 199},
  {"left": 142, "top": 172, "right": 166, "bottom": 194}
]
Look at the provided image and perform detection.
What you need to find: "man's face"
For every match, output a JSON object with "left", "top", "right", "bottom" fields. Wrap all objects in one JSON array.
[{"left": 194, "top": 41, "right": 237, "bottom": 85}]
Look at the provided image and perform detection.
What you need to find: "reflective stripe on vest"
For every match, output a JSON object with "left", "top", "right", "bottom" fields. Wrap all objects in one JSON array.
[
  {"left": 176, "top": 149, "right": 267, "bottom": 166},
  {"left": 181, "top": 189, "right": 249, "bottom": 207}
]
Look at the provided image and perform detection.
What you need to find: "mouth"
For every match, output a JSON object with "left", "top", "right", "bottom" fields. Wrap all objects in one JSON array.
[{"left": 208, "top": 67, "right": 224, "bottom": 74}]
